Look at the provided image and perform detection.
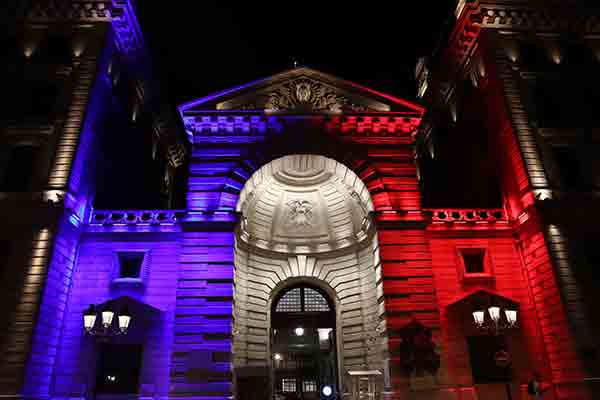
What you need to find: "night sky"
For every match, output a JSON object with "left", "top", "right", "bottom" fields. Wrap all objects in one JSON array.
[{"left": 136, "top": 1, "right": 456, "bottom": 106}]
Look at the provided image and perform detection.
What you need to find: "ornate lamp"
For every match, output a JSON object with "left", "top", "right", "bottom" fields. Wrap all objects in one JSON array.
[
  {"left": 83, "top": 305, "right": 97, "bottom": 332},
  {"left": 118, "top": 306, "right": 131, "bottom": 333},
  {"left": 505, "top": 309, "right": 518, "bottom": 328},
  {"left": 472, "top": 304, "right": 517, "bottom": 334},
  {"left": 83, "top": 302, "right": 131, "bottom": 337},
  {"left": 472, "top": 310, "right": 485, "bottom": 328}
]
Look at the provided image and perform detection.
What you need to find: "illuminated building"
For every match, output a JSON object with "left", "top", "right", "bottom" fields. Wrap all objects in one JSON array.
[{"left": 1, "top": 1, "right": 598, "bottom": 399}]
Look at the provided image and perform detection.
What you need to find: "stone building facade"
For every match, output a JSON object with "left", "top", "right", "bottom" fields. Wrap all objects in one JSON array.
[{"left": 0, "top": 1, "right": 598, "bottom": 400}]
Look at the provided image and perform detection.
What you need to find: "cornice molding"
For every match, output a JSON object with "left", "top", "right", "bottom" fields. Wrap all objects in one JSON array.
[
  {"left": 183, "top": 114, "right": 421, "bottom": 144},
  {"left": 20, "top": 0, "right": 144, "bottom": 56}
]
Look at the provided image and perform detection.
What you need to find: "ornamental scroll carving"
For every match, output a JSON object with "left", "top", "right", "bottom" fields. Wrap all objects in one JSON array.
[{"left": 241, "top": 79, "right": 371, "bottom": 112}]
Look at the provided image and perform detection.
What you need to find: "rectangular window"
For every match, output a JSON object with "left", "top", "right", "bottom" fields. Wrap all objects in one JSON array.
[
  {"left": 211, "top": 351, "right": 231, "bottom": 363},
  {"left": 282, "top": 378, "right": 296, "bottom": 393},
  {"left": 0, "top": 145, "right": 38, "bottom": 192},
  {"left": 303, "top": 380, "right": 317, "bottom": 393},
  {"left": 117, "top": 252, "right": 144, "bottom": 279},
  {"left": 462, "top": 249, "right": 486, "bottom": 274}
]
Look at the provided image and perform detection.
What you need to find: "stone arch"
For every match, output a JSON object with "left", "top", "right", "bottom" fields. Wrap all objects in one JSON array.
[{"left": 232, "top": 154, "right": 388, "bottom": 393}]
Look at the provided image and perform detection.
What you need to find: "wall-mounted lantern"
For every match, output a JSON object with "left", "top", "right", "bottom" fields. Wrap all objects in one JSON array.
[{"left": 83, "top": 302, "right": 131, "bottom": 337}]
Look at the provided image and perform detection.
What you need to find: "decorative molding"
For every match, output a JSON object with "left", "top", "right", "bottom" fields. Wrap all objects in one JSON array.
[
  {"left": 256, "top": 78, "right": 371, "bottom": 112},
  {"left": 424, "top": 208, "right": 507, "bottom": 223},
  {"left": 89, "top": 209, "right": 184, "bottom": 225},
  {"left": 222, "top": 78, "right": 378, "bottom": 112},
  {"left": 21, "top": 0, "right": 144, "bottom": 56},
  {"left": 324, "top": 115, "right": 421, "bottom": 138},
  {"left": 184, "top": 114, "right": 421, "bottom": 142},
  {"left": 473, "top": 7, "right": 600, "bottom": 34}
]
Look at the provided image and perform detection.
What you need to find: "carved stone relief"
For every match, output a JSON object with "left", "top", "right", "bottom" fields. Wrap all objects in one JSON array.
[
  {"left": 238, "top": 78, "right": 372, "bottom": 112},
  {"left": 285, "top": 199, "right": 313, "bottom": 228}
]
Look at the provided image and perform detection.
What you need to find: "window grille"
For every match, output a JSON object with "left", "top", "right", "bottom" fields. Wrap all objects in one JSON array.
[
  {"left": 304, "top": 288, "right": 330, "bottom": 312},
  {"left": 275, "top": 287, "right": 330, "bottom": 313},
  {"left": 303, "top": 380, "right": 317, "bottom": 393},
  {"left": 282, "top": 378, "right": 296, "bottom": 393},
  {"left": 276, "top": 288, "right": 302, "bottom": 312}
]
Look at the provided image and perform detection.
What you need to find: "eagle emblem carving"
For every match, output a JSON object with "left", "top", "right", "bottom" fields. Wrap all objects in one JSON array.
[
  {"left": 286, "top": 200, "right": 313, "bottom": 228},
  {"left": 260, "top": 78, "right": 366, "bottom": 112}
]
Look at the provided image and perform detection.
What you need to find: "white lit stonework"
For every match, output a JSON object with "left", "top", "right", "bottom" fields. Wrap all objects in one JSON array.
[
  {"left": 236, "top": 154, "right": 375, "bottom": 254},
  {"left": 233, "top": 155, "right": 387, "bottom": 389}
]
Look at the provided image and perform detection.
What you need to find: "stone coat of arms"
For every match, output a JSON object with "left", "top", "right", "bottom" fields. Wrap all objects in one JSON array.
[{"left": 286, "top": 200, "right": 313, "bottom": 228}]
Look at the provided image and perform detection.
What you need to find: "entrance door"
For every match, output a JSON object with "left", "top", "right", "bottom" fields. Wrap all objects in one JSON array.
[
  {"left": 271, "top": 286, "right": 337, "bottom": 400},
  {"left": 95, "top": 343, "right": 143, "bottom": 395},
  {"left": 467, "top": 335, "right": 511, "bottom": 400}
]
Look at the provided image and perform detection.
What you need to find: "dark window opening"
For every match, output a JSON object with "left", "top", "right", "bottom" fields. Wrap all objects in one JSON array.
[
  {"left": 552, "top": 146, "right": 583, "bottom": 189},
  {"left": 117, "top": 252, "right": 144, "bottom": 279},
  {"left": 212, "top": 351, "right": 231, "bottom": 363},
  {"left": 0, "top": 145, "right": 38, "bottom": 192},
  {"left": 0, "top": 241, "right": 11, "bottom": 274},
  {"left": 95, "top": 343, "right": 143, "bottom": 394},
  {"left": 37, "top": 34, "right": 72, "bottom": 65},
  {"left": 462, "top": 249, "right": 486, "bottom": 274},
  {"left": 467, "top": 335, "right": 510, "bottom": 384}
]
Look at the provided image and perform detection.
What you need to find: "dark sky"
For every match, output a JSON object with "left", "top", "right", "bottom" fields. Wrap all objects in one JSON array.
[{"left": 136, "top": 1, "right": 456, "bottom": 106}]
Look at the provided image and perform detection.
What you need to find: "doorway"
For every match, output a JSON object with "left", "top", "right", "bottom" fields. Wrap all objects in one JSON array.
[
  {"left": 95, "top": 343, "right": 143, "bottom": 395},
  {"left": 271, "top": 285, "right": 337, "bottom": 400}
]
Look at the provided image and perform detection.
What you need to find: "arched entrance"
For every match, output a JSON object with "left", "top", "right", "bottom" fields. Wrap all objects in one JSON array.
[
  {"left": 271, "top": 284, "right": 337, "bottom": 399},
  {"left": 233, "top": 154, "right": 388, "bottom": 398}
]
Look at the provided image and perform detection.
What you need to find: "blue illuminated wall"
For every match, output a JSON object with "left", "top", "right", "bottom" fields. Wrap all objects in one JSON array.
[{"left": 50, "top": 234, "right": 180, "bottom": 398}]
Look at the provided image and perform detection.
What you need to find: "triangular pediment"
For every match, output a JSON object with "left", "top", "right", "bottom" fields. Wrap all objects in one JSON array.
[{"left": 179, "top": 67, "right": 424, "bottom": 115}]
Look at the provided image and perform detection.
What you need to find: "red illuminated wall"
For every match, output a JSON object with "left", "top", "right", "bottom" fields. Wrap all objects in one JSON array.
[{"left": 470, "top": 31, "right": 589, "bottom": 400}]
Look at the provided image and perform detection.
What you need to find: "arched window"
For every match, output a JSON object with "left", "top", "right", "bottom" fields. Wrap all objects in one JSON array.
[{"left": 274, "top": 286, "right": 331, "bottom": 313}]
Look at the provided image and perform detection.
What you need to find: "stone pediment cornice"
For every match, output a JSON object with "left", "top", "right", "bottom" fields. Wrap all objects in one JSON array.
[
  {"left": 220, "top": 76, "right": 383, "bottom": 113},
  {"left": 179, "top": 67, "right": 425, "bottom": 115},
  {"left": 18, "top": 0, "right": 143, "bottom": 56}
]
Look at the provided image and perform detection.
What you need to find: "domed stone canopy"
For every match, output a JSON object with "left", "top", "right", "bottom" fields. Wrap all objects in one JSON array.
[{"left": 236, "top": 155, "right": 375, "bottom": 254}]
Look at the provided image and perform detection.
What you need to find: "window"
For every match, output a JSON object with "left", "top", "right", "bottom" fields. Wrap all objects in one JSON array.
[
  {"left": 0, "top": 145, "right": 38, "bottom": 192},
  {"left": 275, "top": 286, "right": 331, "bottom": 313},
  {"left": 552, "top": 145, "right": 583, "bottom": 190},
  {"left": 282, "top": 378, "right": 296, "bottom": 393},
  {"left": 276, "top": 288, "right": 302, "bottom": 312},
  {"left": 457, "top": 247, "right": 493, "bottom": 282},
  {"left": 462, "top": 249, "right": 486, "bottom": 274},
  {"left": 117, "top": 252, "right": 144, "bottom": 279},
  {"left": 303, "top": 380, "right": 317, "bottom": 393},
  {"left": 304, "top": 288, "right": 330, "bottom": 312}
]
